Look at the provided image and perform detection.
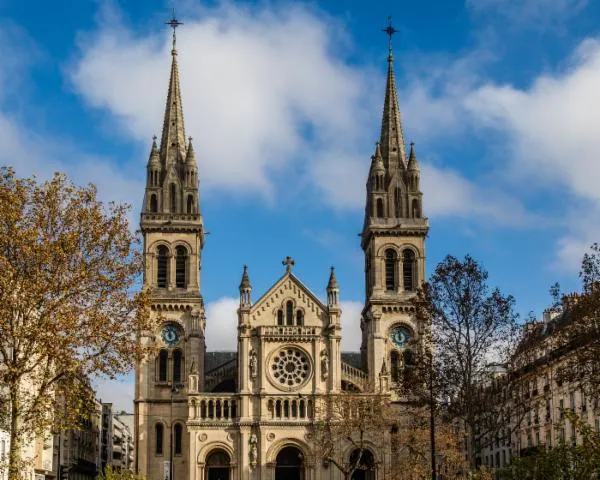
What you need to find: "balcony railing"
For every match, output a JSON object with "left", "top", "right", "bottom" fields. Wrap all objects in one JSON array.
[
  {"left": 189, "top": 395, "right": 238, "bottom": 421},
  {"left": 266, "top": 397, "right": 313, "bottom": 421}
]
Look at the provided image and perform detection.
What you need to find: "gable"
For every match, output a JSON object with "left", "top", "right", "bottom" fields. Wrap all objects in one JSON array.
[{"left": 250, "top": 273, "right": 327, "bottom": 326}]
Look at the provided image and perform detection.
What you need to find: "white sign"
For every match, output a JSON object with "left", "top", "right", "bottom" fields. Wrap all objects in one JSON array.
[{"left": 163, "top": 461, "right": 171, "bottom": 480}]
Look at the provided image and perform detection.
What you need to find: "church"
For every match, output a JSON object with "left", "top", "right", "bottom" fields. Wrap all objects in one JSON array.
[{"left": 134, "top": 19, "right": 428, "bottom": 480}]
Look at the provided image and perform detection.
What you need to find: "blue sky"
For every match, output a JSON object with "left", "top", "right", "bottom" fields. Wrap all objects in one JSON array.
[{"left": 2, "top": 0, "right": 600, "bottom": 409}]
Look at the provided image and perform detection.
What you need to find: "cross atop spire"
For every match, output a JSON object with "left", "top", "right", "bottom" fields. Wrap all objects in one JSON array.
[
  {"left": 282, "top": 256, "right": 295, "bottom": 273},
  {"left": 382, "top": 16, "right": 398, "bottom": 61},
  {"left": 166, "top": 10, "right": 183, "bottom": 53},
  {"left": 159, "top": 12, "right": 186, "bottom": 165},
  {"left": 379, "top": 16, "right": 406, "bottom": 169}
]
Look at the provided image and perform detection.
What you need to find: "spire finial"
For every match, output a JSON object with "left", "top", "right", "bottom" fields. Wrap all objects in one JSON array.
[
  {"left": 282, "top": 256, "right": 295, "bottom": 273},
  {"left": 166, "top": 10, "right": 183, "bottom": 54},
  {"left": 382, "top": 16, "right": 398, "bottom": 61}
]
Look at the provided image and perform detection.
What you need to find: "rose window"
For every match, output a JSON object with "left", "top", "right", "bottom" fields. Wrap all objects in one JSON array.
[{"left": 271, "top": 348, "right": 310, "bottom": 388}]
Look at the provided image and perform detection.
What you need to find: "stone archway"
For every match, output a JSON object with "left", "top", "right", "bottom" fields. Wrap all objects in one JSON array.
[
  {"left": 275, "top": 446, "right": 305, "bottom": 480},
  {"left": 205, "top": 449, "right": 231, "bottom": 480},
  {"left": 350, "top": 449, "right": 376, "bottom": 480}
]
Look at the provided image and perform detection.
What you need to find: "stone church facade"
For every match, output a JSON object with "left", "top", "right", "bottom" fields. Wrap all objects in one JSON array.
[{"left": 135, "top": 27, "right": 428, "bottom": 480}]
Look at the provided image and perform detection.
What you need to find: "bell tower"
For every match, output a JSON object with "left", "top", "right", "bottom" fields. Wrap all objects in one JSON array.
[
  {"left": 361, "top": 19, "right": 428, "bottom": 391},
  {"left": 135, "top": 16, "right": 205, "bottom": 480}
]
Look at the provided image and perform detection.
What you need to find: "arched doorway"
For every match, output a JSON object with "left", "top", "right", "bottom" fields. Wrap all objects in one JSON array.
[
  {"left": 275, "top": 446, "right": 304, "bottom": 480},
  {"left": 350, "top": 449, "right": 376, "bottom": 480},
  {"left": 205, "top": 449, "right": 230, "bottom": 480}
]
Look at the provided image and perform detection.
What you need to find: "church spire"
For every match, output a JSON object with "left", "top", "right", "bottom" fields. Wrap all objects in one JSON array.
[
  {"left": 160, "top": 14, "right": 186, "bottom": 165},
  {"left": 380, "top": 17, "right": 407, "bottom": 170}
]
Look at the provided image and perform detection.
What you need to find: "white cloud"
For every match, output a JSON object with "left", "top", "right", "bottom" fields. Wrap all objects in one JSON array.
[
  {"left": 467, "top": 0, "right": 588, "bottom": 24},
  {"left": 70, "top": 3, "right": 376, "bottom": 204},
  {"left": 205, "top": 297, "right": 239, "bottom": 351},
  {"left": 464, "top": 39, "right": 600, "bottom": 269},
  {"left": 340, "top": 300, "right": 363, "bottom": 352}
]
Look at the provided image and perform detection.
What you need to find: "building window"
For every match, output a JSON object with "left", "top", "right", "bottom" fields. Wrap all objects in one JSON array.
[
  {"left": 157, "top": 246, "right": 169, "bottom": 288},
  {"left": 175, "top": 246, "right": 187, "bottom": 288},
  {"left": 385, "top": 249, "right": 397, "bottom": 291},
  {"left": 150, "top": 193, "right": 158, "bottom": 213},
  {"left": 187, "top": 194, "right": 194, "bottom": 214},
  {"left": 395, "top": 188, "right": 402, "bottom": 217},
  {"left": 158, "top": 350, "right": 168, "bottom": 382},
  {"left": 286, "top": 301, "right": 293, "bottom": 326},
  {"left": 403, "top": 249, "right": 416, "bottom": 291},
  {"left": 277, "top": 310, "right": 283, "bottom": 326},
  {"left": 173, "top": 349, "right": 182, "bottom": 384},
  {"left": 296, "top": 310, "right": 304, "bottom": 326},
  {"left": 155, "top": 424, "right": 164, "bottom": 455},
  {"left": 376, "top": 198, "right": 384, "bottom": 218},
  {"left": 174, "top": 423, "right": 182, "bottom": 455},
  {"left": 412, "top": 199, "right": 420, "bottom": 218},
  {"left": 170, "top": 183, "right": 177, "bottom": 213}
]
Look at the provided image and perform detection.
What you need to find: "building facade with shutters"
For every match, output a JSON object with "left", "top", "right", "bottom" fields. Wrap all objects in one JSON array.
[{"left": 134, "top": 23, "right": 428, "bottom": 480}]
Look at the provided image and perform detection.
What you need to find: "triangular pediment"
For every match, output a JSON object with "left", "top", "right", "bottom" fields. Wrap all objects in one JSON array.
[{"left": 250, "top": 272, "right": 327, "bottom": 325}]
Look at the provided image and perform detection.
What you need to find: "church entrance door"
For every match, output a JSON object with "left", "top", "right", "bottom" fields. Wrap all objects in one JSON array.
[
  {"left": 275, "top": 446, "right": 304, "bottom": 480},
  {"left": 205, "top": 449, "right": 230, "bottom": 480}
]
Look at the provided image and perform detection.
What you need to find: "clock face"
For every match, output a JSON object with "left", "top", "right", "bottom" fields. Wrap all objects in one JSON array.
[
  {"left": 161, "top": 324, "right": 181, "bottom": 346},
  {"left": 389, "top": 325, "right": 411, "bottom": 348}
]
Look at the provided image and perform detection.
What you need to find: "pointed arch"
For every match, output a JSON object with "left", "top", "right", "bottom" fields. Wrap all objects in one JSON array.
[{"left": 384, "top": 249, "right": 397, "bottom": 291}]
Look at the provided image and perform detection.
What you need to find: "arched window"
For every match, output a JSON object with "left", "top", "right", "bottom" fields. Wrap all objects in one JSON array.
[
  {"left": 391, "top": 350, "right": 401, "bottom": 382},
  {"left": 376, "top": 198, "right": 384, "bottom": 218},
  {"left": 412, "top": 199, "right": 420, "bottom": 218},
  {"left": 277, "top": 310, "right": 283, "bottom": 326},
  {"left": 350, "top": 449, "right": 376, "bottom": 480},
  {"left": 150, "top": 194, "right": 158, "bottom": 213},
  {"left": 403, "top": 349, "right": 414, "bottom": 367},
  {"left": 385, "top": 249, "right": 397, "bottom": 292},
  {"left": 173, "top": 349, "right": 182, "bottom": 384},
  {"left": 170, "top": 183, "right": 177, "bottom": 213},
  {"left": 175, "top": 246, "right": 187, "bottom": 289},
  {"left": 296, "top": 310, "right": 304, "bottom": 326},
  {"left": 174, "top": 423, "right": 183, "bottom": 455},
  {"left": 155, "top": 424, "right": 164, "bottom": 455},
  {"left": 157, "top": 245, "right": 169, "bottom": 288},
  {"left": 158, "top": 350, "right": 168, "bottom": 382},
  {"left": 286, "top": 301, "right": 293, "bottom": 326},
  {"left": 187, "top": 194, "right": 194, "bottom": 214},
  {"left": 395, "top": 187, "right": 402, "bottom": 217},
  {"left": 403, "top": 249, "right": 416, "bottom": 292}
]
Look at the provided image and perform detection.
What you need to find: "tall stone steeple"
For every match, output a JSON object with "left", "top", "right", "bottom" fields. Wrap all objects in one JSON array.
[
  {"left": 136, "top": 16, "right": 206, "bottom": 480},
  {"left": 360, "top": 18, "right": 428, "bottom": 392}
]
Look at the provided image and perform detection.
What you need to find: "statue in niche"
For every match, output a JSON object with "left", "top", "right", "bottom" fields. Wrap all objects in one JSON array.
[
  {"left": 249, "top": 433, "right": 258, "bottom": 467},
  {"left": 189, "top": 355, "right": 198, "bottom": 374},
  {"left": 321, "top": 349, "right": 329, "bottom": 381},
  {"left": 249, "top": 349, "right": 258, "bottom": 379}
]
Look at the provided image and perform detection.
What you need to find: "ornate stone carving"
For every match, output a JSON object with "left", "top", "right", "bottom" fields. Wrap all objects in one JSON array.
[
  {"left": 266, "top": 432, "right": 275, "bottom": 442},
  {"left": 249, "top": 433, "right": 258, "bottom": 468},
  {"left": 198, "top": 433, "right": 207, "bottom": 442},
  {"left": 320, "top": 349, "right": 329, "bottom": 381},
  {"left": 249, "top": 348, "right": 258, "bottom": 379}
]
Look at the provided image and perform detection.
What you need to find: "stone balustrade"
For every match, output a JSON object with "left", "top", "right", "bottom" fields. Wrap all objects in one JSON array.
[
  {"left": 189, "top": 394, "right": 238, "bottom": 421},
  {"left": 265, "top": 396, "right": 314, "bottom": 421}
]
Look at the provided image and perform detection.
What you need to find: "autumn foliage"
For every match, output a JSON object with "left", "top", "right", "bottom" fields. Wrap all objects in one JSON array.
[{"left": 0, "top": 168, "right": 155, "bottom": 480}]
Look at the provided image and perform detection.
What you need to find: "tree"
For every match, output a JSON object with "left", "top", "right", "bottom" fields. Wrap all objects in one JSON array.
[
  {"left": 551, "top": 243, "right": 600, "bottom": 397},
  {"left": 313, "top": 392, "right": 390, "bottom": 480},
  {"left": 0, "top": 168, "right": 154, "bottom": 480},
  {"left": 97, "top": 465, "right": 146, "bottom": 480},
  {"left": 498, "top": 410, "right": 600, "bottom": 480},
  {"left": 390, "top": 406, "right": 467, "bottom": 480},
  {"left": 410, "top": 255, "right": 520, "bottom": 467}
]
